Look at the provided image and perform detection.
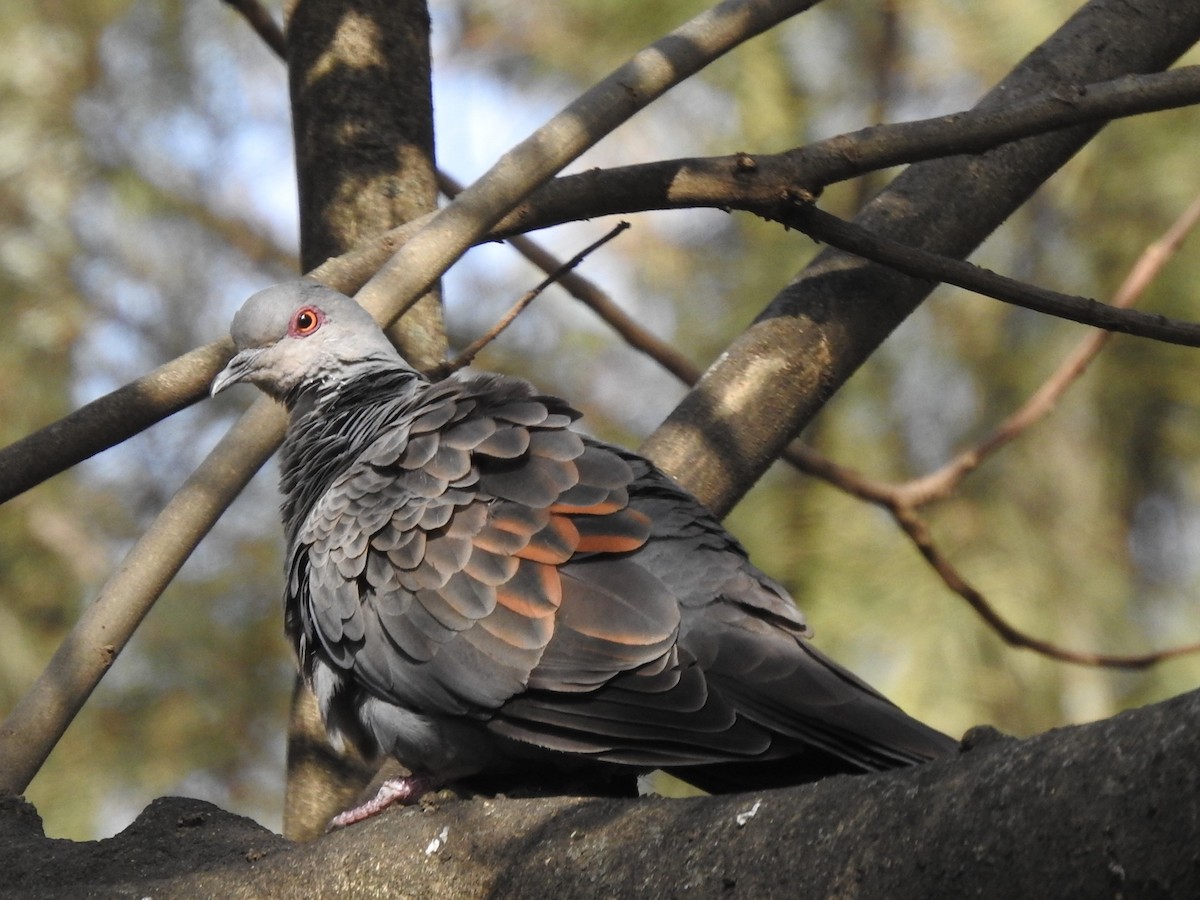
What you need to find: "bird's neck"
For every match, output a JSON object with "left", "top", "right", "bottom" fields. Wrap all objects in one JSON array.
[{"left": 278, "top": 365, "right": 426, "bottom": 539}]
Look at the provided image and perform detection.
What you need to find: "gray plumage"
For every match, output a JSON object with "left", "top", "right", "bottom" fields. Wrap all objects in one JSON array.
[{"left": 213, "top": 280, "right": 956, "bottom": 823}]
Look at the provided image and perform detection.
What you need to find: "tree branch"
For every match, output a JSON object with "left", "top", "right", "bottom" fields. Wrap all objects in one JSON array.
[
  {"left": 498, "top": 66, "right": 1200, "bottom": 233},
  {"left": 9, "top": 687, "right": 1200, "bottom": 897},
  {"left": 351, "top": 0, "right": 820, "bottom": 329},
  {"left": 0, "top": 340, "right": 231, "bottom": 504},
  {"left": 6, "top": 61, "right": 1198, "bottom": 506},
  {"left": 892, "top": 505, "right": 1200, "bottom": 669},
  {"left": 893, "top": 190, "right": 1200, "bottom": 507},
  {"left": 784, "top": 202, "right": 1200, "bottom": 347},
  {"left": 639, "top": 0, "right": 1200, "bottom": 518},
  {"left": 221, "top": 0, "right": 287, "bottom": 58},
  {"left": 800, "top": 190, "right": 1200, "bottom": 668},
  {"left": 0, "top": 399, "right": 286, "bottom": 796}
]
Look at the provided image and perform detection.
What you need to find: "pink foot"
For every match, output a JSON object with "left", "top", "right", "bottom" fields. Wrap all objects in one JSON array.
[{"left": 327, "top": 775, "right": 440, "bottom": 830}]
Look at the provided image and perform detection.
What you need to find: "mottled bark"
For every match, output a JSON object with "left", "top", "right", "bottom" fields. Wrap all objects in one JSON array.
[{"left": 287, "top": 0, "right": 443, "bottom": 369}]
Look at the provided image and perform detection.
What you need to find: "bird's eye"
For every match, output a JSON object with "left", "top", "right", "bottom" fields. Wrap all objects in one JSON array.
[{"left": 290, "top": 306, "right": 323, "bottom": 337}]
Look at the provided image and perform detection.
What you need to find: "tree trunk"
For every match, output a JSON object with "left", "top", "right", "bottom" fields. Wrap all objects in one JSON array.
[{"left": 283, "top": 0, "right": 444, "bottom": 841}]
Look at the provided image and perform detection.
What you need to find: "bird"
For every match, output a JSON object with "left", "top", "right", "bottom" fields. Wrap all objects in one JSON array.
[{"left": 212, "top": 279, "right": 957, "bottom": 828}]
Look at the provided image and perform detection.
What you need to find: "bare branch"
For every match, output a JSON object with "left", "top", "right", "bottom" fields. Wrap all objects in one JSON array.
[
  {"left": 440, "top": 221, "right": 631, "bottom": 374},
  {"left": 891, "top": 505, "right": 1200, "bottom": 669},
  {"left": 786, "top": 193, "right": 1200, "bottom": 668},
  {"left": 352, "top": 0, "right": 820, "bottom": 331},
  {"left": 498, "top": 67, "right": 1200, "bottom": 232},
  {"left": 786, "top": 202, "right": 1200, "bottom": 347},
  {"left": 439, "top": 170, "right": 705, "bottom": 385},
  {"left": 546, "top": 243, "right": 704, "bottom": 387},
  {"left": 895, "top": 191, "right": 1200, "bottom": 507},
  {"left": 0, "top": 340, "right": 231, "bottom": 504},
  {"left": 6, "top": 62, "right": 1196, "bottom": 506},
  {"left": 801, "top": 63, "right": 1200, "bottom": 190}
]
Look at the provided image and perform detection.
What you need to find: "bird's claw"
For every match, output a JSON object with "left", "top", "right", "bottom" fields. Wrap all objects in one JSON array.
[{"left": 326, "top": 775, "right": 439, "bottom": 831}]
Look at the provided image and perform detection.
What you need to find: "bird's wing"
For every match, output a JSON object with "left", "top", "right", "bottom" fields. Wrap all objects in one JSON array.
[
  {"left": 481, "top": 459, "right": 799, "bottom": 765},
  {"left": 494, "top": 460, "right": 955, "bottom": 770},
  {"left": 288, "top": 378, "right": 678, "bottom": 721}
]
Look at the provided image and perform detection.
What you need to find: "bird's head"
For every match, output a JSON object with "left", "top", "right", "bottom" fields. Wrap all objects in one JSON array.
[{"left": 211, "top": 280, "right": 408, "bottom": 403}]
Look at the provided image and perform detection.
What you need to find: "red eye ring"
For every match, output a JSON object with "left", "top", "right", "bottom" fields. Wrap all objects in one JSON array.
[{"left": 290, "top": 306, "right": 324, "bottom": 337}]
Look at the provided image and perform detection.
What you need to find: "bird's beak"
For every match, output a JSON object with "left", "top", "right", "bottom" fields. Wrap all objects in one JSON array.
[{"left": 210, "top": 347, "right": 264, "bottom": 397}]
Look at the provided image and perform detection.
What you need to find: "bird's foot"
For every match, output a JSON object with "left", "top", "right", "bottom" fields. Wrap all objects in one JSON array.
[{"left": 327, "top": 775, "right": 439, "bottom": 831}]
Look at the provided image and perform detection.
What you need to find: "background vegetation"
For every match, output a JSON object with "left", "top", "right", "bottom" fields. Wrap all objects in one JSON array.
[{"left": 3, "top": 0, "right": 1199, "bottom": 839}]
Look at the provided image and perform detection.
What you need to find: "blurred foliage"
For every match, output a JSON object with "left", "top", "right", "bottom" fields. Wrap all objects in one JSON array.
[{"left": 2, "top": 0, "right": 1200, "bottom": 840}]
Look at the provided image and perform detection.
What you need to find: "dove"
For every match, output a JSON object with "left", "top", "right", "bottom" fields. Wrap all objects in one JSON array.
[{"left": 212, "top": 279, "right": 957, "bottom": 827}]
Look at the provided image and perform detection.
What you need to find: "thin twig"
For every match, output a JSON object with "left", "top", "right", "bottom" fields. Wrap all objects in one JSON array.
[
  {"left": 545, "top": 244, "right": 703, "bottom": 386},
  {"left": 221, "top": 0, "right": 287, "bottom": 58},
  {"left": 438, "top": 171, "right": 705, "bottom": 387},
  {"left": 440, "top": 221, "right": 631, "bottom": 373},
  {"left": 894, "top": 190, "right": 1200, "bottom": 507},
  {"left": 796, "top": 194, "right": 1200, "bottom": 667},
  {"left": 786, "top": 202, "right": 1200, "bottom": 347},
  {"left": 892, "top": 505, "right": 1200, "bottom": 669}
]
